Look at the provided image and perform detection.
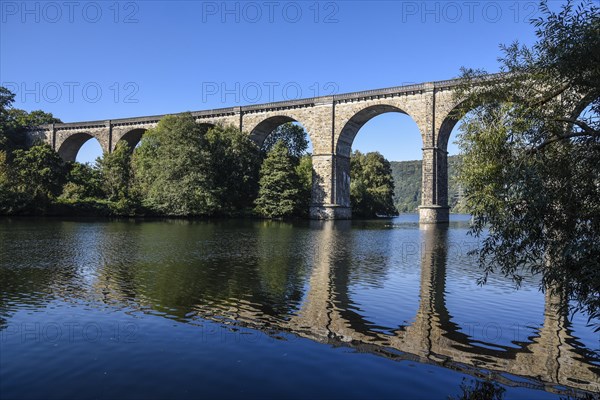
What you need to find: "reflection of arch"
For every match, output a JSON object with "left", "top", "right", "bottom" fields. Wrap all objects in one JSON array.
[
  {"left": 57, "top": 132, "right": 103, "bottom": 162},
  {"left": 336, "top": 104, "right": 422, "bottom": 158}
]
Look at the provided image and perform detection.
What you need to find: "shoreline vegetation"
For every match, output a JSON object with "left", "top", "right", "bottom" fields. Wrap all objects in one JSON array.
[{"left": 1, "top": 99, "right": 402, "bottom": 220}]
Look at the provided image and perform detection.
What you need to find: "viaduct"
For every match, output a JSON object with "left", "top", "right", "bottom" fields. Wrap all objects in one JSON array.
[{"left": 28, "top": 76, "right": 489, "bottom": 222}]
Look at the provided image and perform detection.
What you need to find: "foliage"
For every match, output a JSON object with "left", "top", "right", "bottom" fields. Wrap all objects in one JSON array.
[
  {"left": 205, "top": 125, "right": 261, "bottom": 213},
  {"left": 10, "top": 144, "right": 66, "bottom": 210},
  {"left": 0, "top": 87, "right": 16, "bottom": 151},
  {"left": 261, "top": 122, "right": 309, "bottom": 159},
  {"left": 133, "top": 113, "right": 216, "bottom": 216},
  {"left": 454, "top": 1, "right": 600, "bottom": 323},
  {"left": 390, "top": 156, "right": 467, "bottom": 213},
  {"left": 0, "top": 150, "right": 25, "bottom": 214},
  {"left": 350, "top": 150, "right": 397, "bottom": 218},
  {"left": 60, "top": 162, "right": 104, "bottom": 201},
  {"left": 97, "top": 142, "right": 135, "bottom": 203},
  {"left": 0, "top": 86, "right": 61, "bottom": 152},
  {"left": 254, "top": 141, "right": 303, "bottom": 218},
  {"left": 256, "top": 123, "right": 312, "bottom": 218},
  {"left": 295, "top": 155, "right": 313, "bottom": 217},
  {"left": 7, "top": 109, "right": 61, "bottom": 129},
  {"left": 133, "top": 115, "right": 261, "bottom": 216}
]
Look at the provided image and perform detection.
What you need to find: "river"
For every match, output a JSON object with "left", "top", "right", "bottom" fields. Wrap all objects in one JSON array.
[{"left": 1, "top": 216, "right": 598, "bottom": 399}]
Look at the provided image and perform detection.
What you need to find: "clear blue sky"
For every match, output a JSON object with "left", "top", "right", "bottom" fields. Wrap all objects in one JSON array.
[{"left": 1, "top": 1, "right": 557, "bottom": 163}]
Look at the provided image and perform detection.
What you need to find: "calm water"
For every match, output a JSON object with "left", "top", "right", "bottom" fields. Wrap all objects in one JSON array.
[{"left": 1, "top": 216, "right": 598, "bottom": 399}]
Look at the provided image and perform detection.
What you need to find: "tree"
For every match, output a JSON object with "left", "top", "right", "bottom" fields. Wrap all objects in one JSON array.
[
  {"left": 97, "top": 142, "right": 134, "bottom": 202},
  {"left": 0, "top": 87, "right": 16, "bottom": 151},
  {"left": 10, "top": 144, "right": 66, "bottom": 209},
  {"left": 295, "top": 155, "right": 313, "bottom": 216},
  {"left": 254, "top": 141, "right": 302, "bottom": 218},
  {"left": 205, "top": 125, "right": 261, "bottom": 214},
  {"left": 350, "top": 150, "right": 397, "bottom": 218},
  {"left": 0, "top": 150, "right": 20, "bottom": 214},
  {"left": 455, "top": 1, "right": 599, "bottom": 323},
  {"left": 261, "top": 122, "right": 309, "bottom": 158},
  {"left": 132, "top": 113, "right": 217, "bottom": 216},
  {"left": 60, "top": 162, "right": 103, "bottom": 201},
  {"left": 0, "top": 86, "right": 61, "bottom": 152}
]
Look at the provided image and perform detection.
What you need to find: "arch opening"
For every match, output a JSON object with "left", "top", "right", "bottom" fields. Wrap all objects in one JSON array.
[
  {"left": 336, "top": 105, "right": 423, "bottom": 216},
  {"left": 117, "top": 128, "right": 147, "bottom": 151},
  {"left": 251, "top": 116, "right": 315, "bottom": 216},
  {"left": 58, "top": 132, "right": 103, "bottom": 163},
  {"left": 250, "top": 116, "right": 297, "bottom": 148},
  {"left": 197, "top": 122, "right": 217, "bottom": 134},
  {"left": 337, "top": 105, "right": 421, "bottom": 159}
]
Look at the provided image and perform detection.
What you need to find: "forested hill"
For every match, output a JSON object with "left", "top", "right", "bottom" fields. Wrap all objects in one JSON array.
[{"left": 390, "top": 155, "right": 467, "bottom": 214}]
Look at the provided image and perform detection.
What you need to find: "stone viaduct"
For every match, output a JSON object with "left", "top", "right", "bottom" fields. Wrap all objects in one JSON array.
[{"left": 28, "top": 77, "right": 487, "bottom": 223}]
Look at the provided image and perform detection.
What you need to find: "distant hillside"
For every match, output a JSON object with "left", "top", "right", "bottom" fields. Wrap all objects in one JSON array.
[{"left": 390, "top": 155, "right": 467, "bottom": 214}]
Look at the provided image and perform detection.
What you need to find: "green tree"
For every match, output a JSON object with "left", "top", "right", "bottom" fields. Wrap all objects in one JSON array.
[
  {"left": 0, "top": 150, "right": 20, "bottom": 213},
  {"left": 60, "top": 162, "right": 103, "bottom": 201},
  {"left": 10, "top": 144, "right": 66, "bottom": 209},
  {"left": 254, "top": 141, "right": 302, "bottom": 218},
  {"left": 295, "top": 155, "right": 313, "bottom": 216},
  {"left": 97, "top": 142, "right": 134, "bottom": 202},
  {"left": 7, "top": 108, "right": 61, "bottom": 129},
  {"left": 455, "top": 1, "right": 599, "bottom": 323},
  {"left": 350, "top": 150, "right": 397, "bottom": 218},
  {"left": 0, "top": 87, "right": 16, "bottom": 151},
  {"left": 261, "top": 122, "right": 309, "bottom": 158},
  {"left": 0, "top": 87, "right": 61, "bottom": 152},
  {"left": 132, "top": 113, "right": 216, "bottom": 216},
  {"left": 205, "top": 125, "right": 261, "bottom": 214}
]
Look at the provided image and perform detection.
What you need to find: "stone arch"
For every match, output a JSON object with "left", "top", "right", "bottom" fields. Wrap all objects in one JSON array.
[
  {"left": 197, "top": 122, "right": 216, "bottom": 133},
  {"left": 57, "top": 132, "right": 107, "bottom": 162},
  {"left": 436, "top": 98, "right": 471, "bottom": 152},
  {"left": 116, "top": 128, "right": 147, "bottom": 150},
  {"left": 248, "top": 116, "right": 300, "bottom": 147},
  {"left": 249, "top": 115, "right": 295, "bottom": 146},
  {"left": 335, "top": 104, "right": 423, "bottom": 158},
  {"left": 246, "top": 113, "right": 317, "bottom": 215},
  {"left": 244, "top": 113, "right": 318, "bottom": 149}
]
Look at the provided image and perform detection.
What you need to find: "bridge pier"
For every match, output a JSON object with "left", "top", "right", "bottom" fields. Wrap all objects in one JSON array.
[
  {"left": 309, "top": 205, "right": 352, "bottom": 220},
  {"left": 419, "top": 205, "right": 450, "bottom": 224},
  {"left": 310, "top": 153, "right": 352, "bottom": 220},
  {"left": 419, "top": 144, "right": 450, "bottom": 224}
]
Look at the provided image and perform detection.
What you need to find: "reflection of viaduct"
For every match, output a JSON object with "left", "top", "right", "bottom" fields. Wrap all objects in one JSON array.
[
  {"left": 202, "top": 223, "right": 600, "bottom": 396},
  {"left": 28, "top": 77, "right": 493, "bottom": 223}
]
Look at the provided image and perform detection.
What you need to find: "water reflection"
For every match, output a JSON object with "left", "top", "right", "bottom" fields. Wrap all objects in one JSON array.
[{"left": 0, "top": 218, "right": 598, "bottom": 397}]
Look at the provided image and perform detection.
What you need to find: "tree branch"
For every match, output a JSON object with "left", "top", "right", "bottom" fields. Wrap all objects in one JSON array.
[
  {"left": 529, "top": 82, "right": 571, "bottom": 107},
  {"left": 529, "top": 130, "right": 600, "bottom": 153},
  {"left": 554, "top": 118, "right": 598, "bottom": 135}
]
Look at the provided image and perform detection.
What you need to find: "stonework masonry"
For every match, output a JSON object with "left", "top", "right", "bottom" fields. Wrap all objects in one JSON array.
[{"left": 28, "top": 77, "right": 481, "bottom": 223}]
